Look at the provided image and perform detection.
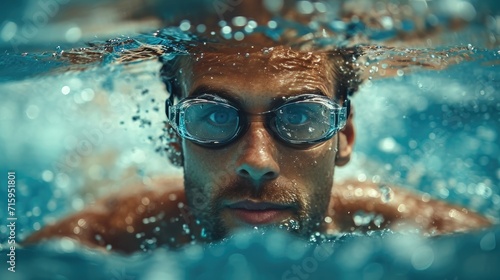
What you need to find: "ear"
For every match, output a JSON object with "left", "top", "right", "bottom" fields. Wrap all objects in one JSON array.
[
  {"left": 336, "top": 104, "right": 355, "bottom": 167},
  {"left": 165, "top": 123, "right": 184, "bottom": 167}
]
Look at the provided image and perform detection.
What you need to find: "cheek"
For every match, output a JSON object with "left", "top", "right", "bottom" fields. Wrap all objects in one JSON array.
[
  {"left": 280, "top": 141, "right": 337, "bottom": 180},
  {"left": 184, "top": 142, "right": 218, "bottom": 171},
  {"left": 182, "top": 142, "right": 234, "bottom": 188}
]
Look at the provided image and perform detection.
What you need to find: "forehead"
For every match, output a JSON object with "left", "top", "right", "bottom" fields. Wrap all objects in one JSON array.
[{"left": 179, "top": 46, "right": 337, "bottom": 100}]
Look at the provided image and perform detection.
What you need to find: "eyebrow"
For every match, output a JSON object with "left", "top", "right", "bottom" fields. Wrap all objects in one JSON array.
[
  {"left": 189, "top": 85, "right": 330, "bottom": 106},
  {"left": 189, "top": 85, "right": 244, "bottom": 104}
]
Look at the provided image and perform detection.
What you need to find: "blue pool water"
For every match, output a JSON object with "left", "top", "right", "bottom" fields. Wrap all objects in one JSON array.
[{"left": 1, "top": 0, "right": 500, "bottom": 279}]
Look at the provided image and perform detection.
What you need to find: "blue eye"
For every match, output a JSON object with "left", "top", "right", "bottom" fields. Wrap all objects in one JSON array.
[
  {"left": 282, "top": 108, "right": 310, "bottom": 125},
  {"left": 207, "top": 108, "right": 237, "bottom": 125}
]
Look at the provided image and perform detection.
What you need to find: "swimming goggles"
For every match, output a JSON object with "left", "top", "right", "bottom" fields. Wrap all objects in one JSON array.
[{"left": 165, "top": 93, "right": 350, "bottom": 148}]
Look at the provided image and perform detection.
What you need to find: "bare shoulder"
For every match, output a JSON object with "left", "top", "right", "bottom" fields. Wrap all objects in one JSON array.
[
  {"left": 23, "top": 176, "right": 188, "bottom": 253},
  {"left": 327, "top": 179, "right": 492, "bottom": 234}
]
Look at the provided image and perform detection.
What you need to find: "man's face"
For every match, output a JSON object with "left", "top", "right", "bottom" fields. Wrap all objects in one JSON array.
[{"left": 177, "top": 46, "right": 352, "bottom": 240}]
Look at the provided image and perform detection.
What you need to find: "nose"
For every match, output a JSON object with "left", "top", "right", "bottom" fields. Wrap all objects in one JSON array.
[{"left": 235, "top": 123, "right": 280, "bottom": 183}]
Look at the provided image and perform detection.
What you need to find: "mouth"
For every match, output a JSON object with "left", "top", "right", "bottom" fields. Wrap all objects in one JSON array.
[{"left": 225, "top": 200, "right": 294, "bottom": 225}]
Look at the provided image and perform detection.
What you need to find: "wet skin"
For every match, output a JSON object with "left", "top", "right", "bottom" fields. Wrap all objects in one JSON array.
[
  {"left": 178, "top": 47, "right": 352, "bottom": 240},
  {"left": 24, "top": 47, "right": 492, "bottom": 254},
  {"left": 23, "top": 177, "right": 492, "bottom": 254}
]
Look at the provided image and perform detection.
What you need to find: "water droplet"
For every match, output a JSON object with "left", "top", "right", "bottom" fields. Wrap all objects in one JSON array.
[
  {"left": 141, "top": 237, "right": 158, "bottom": 251},
  {"left": 182, "top": 224, "right": 190, "bottom": 235},
  {"left": 309, "top": 234, "right": 317, "bottom": 242},
  {"left": 353, "top": 210, "right": 375, "bottom": 226},
  {"left": 397, "top": 204, "right": 407, "bottom": 213},
  {"left": 373, "top": 214, "right": 384, "bottom": 228},
  {"left": 289, "top": 219, "right": 300, "bottom": 230},
  {"left": 379, "top": 185, "right": 394, "bottom": 203},
  {"left": 72, "top": 226, "right": 81, "bottom": 235}
]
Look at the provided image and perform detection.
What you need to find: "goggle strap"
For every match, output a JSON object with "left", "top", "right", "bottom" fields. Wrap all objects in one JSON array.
[
  {"left": 344, "top": 98, "right": 351, "bottom": 120},
  {"left": 165, "top": 94, "right": 179, "bottom": 130}
]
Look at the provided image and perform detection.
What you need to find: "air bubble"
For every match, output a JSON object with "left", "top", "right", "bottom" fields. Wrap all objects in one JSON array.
[
  {"left": 41, "top": 170, "right": 54, "bottom": 182},
  {"left": 179, "top": 20, "right": 191, "bottom": 32},
  {"left": 60, "top": 238, "right": 76, "bottom": 253},
  {"left": 61, "top": 86, "right": 71, "bottom": 95},
  {"left": 234, "top": 32, "right": 245, "bottom": 41},
  {"left": 196, "top": 24, "right": 206, "bottom": 33},
  {"left": 480, "top": 232, "right": 496, "bottom": 251},
  {"left": 232, "top": 16, "right": 247, "bottom": 27},
  {"left": 221, "top": 26, "right": 232, "bottom": 34},
  {"left": 297, "top": 1, "right": 314, "bottom": 14},
  {"left": 267, "top": 20, "right": 278, "bottom": 29},
  {"left": 26, "top": 105, "right": 40, "bottom": 119},
  {"left": 65, "top": 26, "right": 82, "bottom": 43},
  {"left": 411, "top": 246, "right": 434, "bottom": 270}
]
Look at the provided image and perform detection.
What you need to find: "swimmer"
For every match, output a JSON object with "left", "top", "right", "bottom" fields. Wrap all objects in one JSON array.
[{"left": 24, "top": 1, "right": 492, "bottom": 253}]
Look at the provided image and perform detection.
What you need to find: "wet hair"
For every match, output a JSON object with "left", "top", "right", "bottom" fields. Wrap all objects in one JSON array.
[
  {"left": 159, "top": 47, "right": 362, "bottom": 102},
  {"left": 326, "top": 47, "right": 362, "bottom": 101},
  {"left": 159, "top": 55, "right": 187, "bottom": 100}
]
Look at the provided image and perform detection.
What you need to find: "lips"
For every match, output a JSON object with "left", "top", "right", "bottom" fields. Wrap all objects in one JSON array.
[{"left": 226, "top": 200, "right": 293, "bottom": 225}]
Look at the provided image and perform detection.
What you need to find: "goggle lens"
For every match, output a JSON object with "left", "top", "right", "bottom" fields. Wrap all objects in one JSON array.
[
  {"left": 182, "top": 102, "right": 240, "bottom": 143},
  {"left": 273, "top": 101, "right": 336, "bottom": 144},
  {"left": 167, "top": 94, "right": 348, "bottom": 147}
]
